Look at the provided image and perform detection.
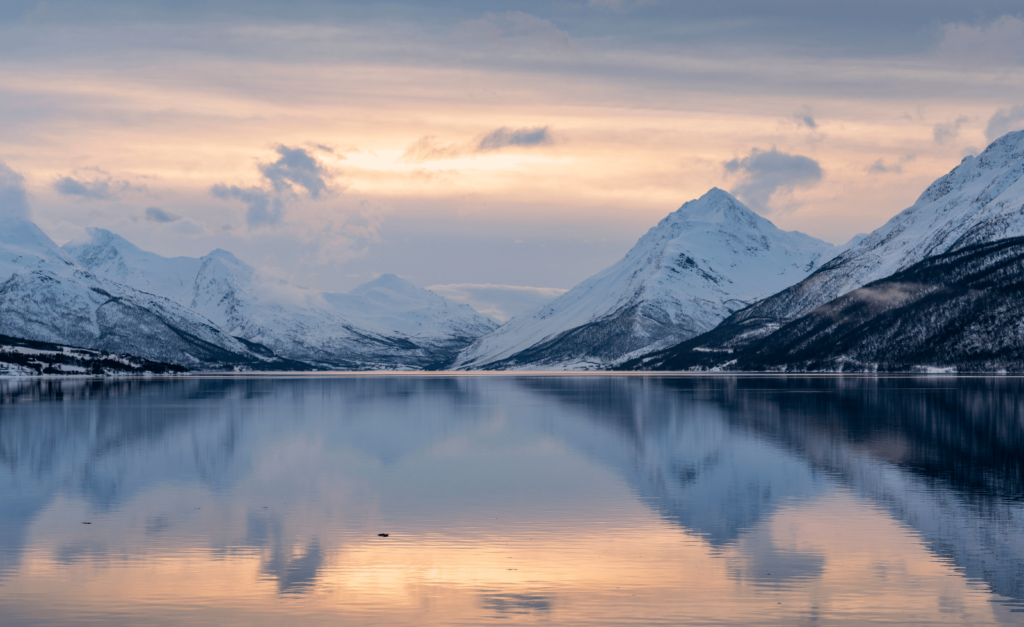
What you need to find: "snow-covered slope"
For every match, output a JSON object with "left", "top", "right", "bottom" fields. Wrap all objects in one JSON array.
[
  {"left": 453, "top": 188, "right": 836, "bottom": 370},
  {"left": 64, "top": 230, "right": 497, "bottom": 369},
  {"left": 0, "top": 217, "right": 284, "bottom": 369},
  {"left": 645, "top": 130, "right": 1024, "bottom": 363},
  {"left": 631, "top": 235, "right": 1024, "bottom": 372},
  {"left": 63, "top": 228, "right": 201, "bottom": 303},
  {"left": 741, "top": 130, "right": 1024, "bottom": 326},
  {"left": 822, "top": 129, "right": 1024, "bottom": 293}
]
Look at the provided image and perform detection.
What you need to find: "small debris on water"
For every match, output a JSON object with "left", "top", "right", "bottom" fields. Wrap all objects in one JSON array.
[
  {"left": 82, "top": 522, "right": 91, "bottom": 525},
  {"left": 378, "top": 533, "right": 389, "bottom": 537}
]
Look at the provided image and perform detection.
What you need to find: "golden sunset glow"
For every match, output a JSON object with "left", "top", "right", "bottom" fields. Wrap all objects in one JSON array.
[
  {"left": 6, "top": 490, "right": 1008, "bottom": 626},
  {"left": 1, "top": 5, "right": 1020, "bottom": 293}
]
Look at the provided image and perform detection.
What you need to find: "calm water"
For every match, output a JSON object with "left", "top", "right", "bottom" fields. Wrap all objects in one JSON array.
[{"left": 1, "top": 375, "right": 1023, "bottom": 626}]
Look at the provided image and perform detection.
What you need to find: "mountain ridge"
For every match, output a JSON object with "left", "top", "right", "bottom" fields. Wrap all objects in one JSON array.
[
  {"left": 453, "top": 188, "right": 837, "bottom": 370},
  {"left": 64, "top": 230, "right": 498, "bottom": 369},
  {"left": 0, "top": 216, "right": 298, "bottom": 370},
  {"left": 630, "top": 130, "right": 1024, "bottom": 368},
  {"left": 625, "top": 235, "right": 1024, "bottom": 372}
]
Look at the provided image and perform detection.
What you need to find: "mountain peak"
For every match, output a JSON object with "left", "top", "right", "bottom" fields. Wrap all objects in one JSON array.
[
  {"left": 65, "top": 227, "right": 139, "bottom": 255},
  {"left": 0, "top": 215, "right": 78, "bottom": 278},
  {"left": 204, "top": 248, "right": 241, "bottom": 263},
  {"left": 349, "top": 273, "right": 418, "bottom": 296},
  {"left": 990, "top": 128, "right": 1024, "bottom": 150},
  {"left": 682, "top": 187, "right": 739, "bottom": 210},
  {"left": 63, "top": 227, "right": 203, "bottom": 304},
  {"left": 700, "top": 187, "right": 737, "bottom": 203},
  {"left": 664, "top": 188, "right": 761, "bottom": 228},
  {"left": 676, "top": 128, "right": 1024, "bottom": 365},
  {"left": 61, "top": 230, "right": 495, "bottom": 369},
  {"left": 0, "top": 215, "right": 64, "bottom": 250},
  {"left": 81, "top": 226, "right": 116, "bottom": 244},
  {"left": 917, "top": 129, "right": 1024, "bottom": 206},
  {"left": 454, "top": 192, "right": 834, "bottom": 370}
]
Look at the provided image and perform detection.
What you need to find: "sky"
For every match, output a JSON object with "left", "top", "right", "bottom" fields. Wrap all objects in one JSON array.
[{"left": 1, "top": 0, "right": 1023, "bottom": 306}]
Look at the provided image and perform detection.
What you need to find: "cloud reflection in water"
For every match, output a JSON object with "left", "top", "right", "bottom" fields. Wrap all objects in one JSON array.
[{"left": 0, "top": 375, "right": 1021, "bottom": 625}]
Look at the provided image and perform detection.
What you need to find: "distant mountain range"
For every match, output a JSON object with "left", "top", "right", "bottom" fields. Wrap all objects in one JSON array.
[
  {"left": 0, "top": 215, "right": 495, "bottom": 372},
  {"left": 0, "top": 216, "right": 299, "bottom": 372},
  {"left": 1, "top": 129, "right": 1023, "bottom": 373},
  {"left": 64, "top": 230, "right": 496, "bottom": 369}
]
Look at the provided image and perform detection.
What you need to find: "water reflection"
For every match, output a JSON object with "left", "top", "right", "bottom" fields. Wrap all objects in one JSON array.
[
  {"left": 526, "top": 376, "right": 1024, "bottom": 603},
  {"left": 480, "top": 591, "right": 553, "bottom": 617},
  {"left": 0, "top": 375, "right": 1021, "bottom": 625}
]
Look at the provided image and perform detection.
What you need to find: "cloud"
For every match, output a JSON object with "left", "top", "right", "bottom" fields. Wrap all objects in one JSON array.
[
  {"left": 938, "top": 15, "right": 1024, "bottom": 66},
  {"left": 0, "top": 161, "right": 30, "bottom": 220},
  {"left": 400, "top": 136, "right": 464, "bottom": 163},
  {"left": 867, "top": 159, "right": 898, "bottom": 174},
  {"left": 933, "top": 115, "right": 969, "bottom": 145},
  {"left": 426, "top": 283, "right": 566, "bottom": 323},
  {"left": 477, "top": 126, "right": 552, "bottom": 151},
  {"left": 211, "top": 144, "right": 331, "bottom": 228},
  {"left": 211, "top": 184, "right": 285, "bottom": 228},
  {"left": 339, "top": 207, "right": 384, "bottom": 251},
  {"left": 793, "top": 107, "right": 817, "bottom": 129},
  {"left": 587, "top": 0, "right": 656, "bottom": 12},
  {"left": 723, "top": 147, "right": 823, "bottom": 214},
  {"left": 866, "top": 154, "right": 915, "bottom": 175},
  {"left": 401, "top": 126, "right": 554, "bottom": 163},
  {"left": 53, "top": 170, "right": 141, "bottom": 200},
  {"left": 985, "top": 105, "right": 1024, "bottom": 142},
  {"left": 144, "top": 206, "right": 181, "bottom": 223},
  {"left": 456, "top": 11, "right": 574, "bottom": 51},
  {"left": 259, "top": 145, "right": 328, "bottom": 198},
  {"left": 589, "top": 0, "right": 626, "bottom": 9},
  {"left": 54, "top": 176, "right": 112, "bottom": 199}
]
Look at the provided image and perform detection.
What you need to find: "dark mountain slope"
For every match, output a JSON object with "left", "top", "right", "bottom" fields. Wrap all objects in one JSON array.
[
  {"left": 0, "top": 334, "right": 187, "bottom": 375},
  {"left": 636, "top": 130, "right": 1024, "bottom": 365},
  {"left": 627, "top": 236, "right": 1024, "bottom": 372}
]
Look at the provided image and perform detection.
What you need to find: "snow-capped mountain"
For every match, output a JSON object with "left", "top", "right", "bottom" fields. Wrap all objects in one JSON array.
[
  {"left": 0, "top": 216, "right": 288, "bottom": 370},
  {"left": 634, "top": 129, "right": 1024, "bottom": 367},
  {"left": 630, "top": 235, "right": 1024, "bottom": 372},
  {"left": 64, "top": 230, "right": 497, "bottom": 369},
  {"left": 453, "top": 188, "right": 837, "bottom": 370},
  {"left": 746, "top": 236, "right": 1024, "bottom": 372},
  {"left": 64, "top": 227, "right": 202, "bottom": 304},
  {"left": 815, "top": 129, "right": 1024, "bottom": 295}
]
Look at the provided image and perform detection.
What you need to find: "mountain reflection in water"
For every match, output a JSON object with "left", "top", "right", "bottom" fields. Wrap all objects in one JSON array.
[{"left": 0, "top": 375, "right": 1021, "bottom": 626}]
